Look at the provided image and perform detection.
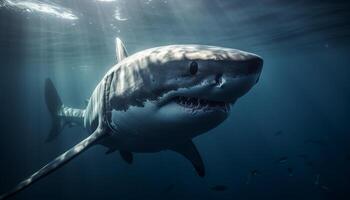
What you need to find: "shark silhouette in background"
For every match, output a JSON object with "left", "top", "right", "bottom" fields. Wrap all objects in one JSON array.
[{"left": 0, "top": 38, "right": 263, "bottom": 199}]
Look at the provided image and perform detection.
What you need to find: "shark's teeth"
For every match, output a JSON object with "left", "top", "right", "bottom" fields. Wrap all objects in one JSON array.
[{"left": 174, "top": 96, "right": 229, "bottom": 112}]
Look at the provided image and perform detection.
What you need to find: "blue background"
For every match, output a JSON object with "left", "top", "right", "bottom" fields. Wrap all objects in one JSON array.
[{"left": 0, "top": 0, "right": 350, "bottom": 199}]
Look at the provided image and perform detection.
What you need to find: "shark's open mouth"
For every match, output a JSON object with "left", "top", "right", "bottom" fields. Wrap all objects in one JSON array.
[{"left": 173, "top": 96, "right": 230, "bottom": 112}]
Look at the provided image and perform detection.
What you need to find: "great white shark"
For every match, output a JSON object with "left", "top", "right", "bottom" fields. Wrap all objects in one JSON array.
[{"left": 0, "top": 38, "right": 263, "bottom": 199}]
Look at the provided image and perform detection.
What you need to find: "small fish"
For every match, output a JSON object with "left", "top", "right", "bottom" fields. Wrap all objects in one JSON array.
[
  {"left": 251, "top": 169, "right": 261, "bottom": 176},
  {"left": 210, "top": 185, "right": 228, "bottom": 191},
  {"left": 304, "top": 139, "right": 327, "bottom": 146},
  {"left": 274, "top": 130, "right": 283, "bottom": 136},
  {"left": 320, "top": 185, "right": 330, "bottom": 191},
  {"left": 314, "top": 174, "right": 330, "bottom": 191},
  {"left": 277, "top": 156, "right": 288, "bottom": 164},
  {"left": 246, "top": 169, "right": 261, "bottom": 184},
  {"left": 314, "top": 174, "right": 320, "bottom": 185},
  {"left": 287, "top": 167, "right": 293, "bottom": 176}
]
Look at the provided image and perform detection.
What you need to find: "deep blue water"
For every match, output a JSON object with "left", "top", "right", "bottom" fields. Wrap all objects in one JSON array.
[{"left": 0, "top": 0, "right": 350, "bottom": 199}]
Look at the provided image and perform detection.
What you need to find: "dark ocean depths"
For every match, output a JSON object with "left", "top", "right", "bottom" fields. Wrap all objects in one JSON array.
[{"left": 0, "top": 0, "right": 350, "bottom": 199}]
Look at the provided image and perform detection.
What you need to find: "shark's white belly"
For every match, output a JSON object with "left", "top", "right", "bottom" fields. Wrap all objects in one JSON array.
[{"left": 104, "top": 103, "right": 195, "bottom": 152}]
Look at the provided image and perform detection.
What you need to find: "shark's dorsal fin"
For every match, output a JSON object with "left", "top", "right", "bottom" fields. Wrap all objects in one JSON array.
[
  {"left": 115, "top": 37, "right": 128, "bottom": 63},
  {"left": 0, "top": 128, "right": 107, "bottom": 200},
  {"left": 170, "top": 140, "right": 205, "bottom": 177}
]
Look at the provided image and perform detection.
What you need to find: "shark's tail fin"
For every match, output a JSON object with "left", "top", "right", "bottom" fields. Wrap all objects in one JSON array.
[
  {"left": 45, "top": 79, "right": 85, "bottom": 142},
  {"left": 45, "top": 78, "right": 64, "bottom": 142}
]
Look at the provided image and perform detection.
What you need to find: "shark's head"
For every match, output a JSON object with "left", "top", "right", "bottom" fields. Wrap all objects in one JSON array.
[{"left": 108, "top": 39, "right": 263, "bottom": 144}]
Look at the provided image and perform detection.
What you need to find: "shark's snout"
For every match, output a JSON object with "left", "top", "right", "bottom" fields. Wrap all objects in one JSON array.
[
  {"left": 201, "top": 54, "right": 263, "bottom": 103},
  {"left": 246, "top": 56, "right": 263, "bottom": 75}
]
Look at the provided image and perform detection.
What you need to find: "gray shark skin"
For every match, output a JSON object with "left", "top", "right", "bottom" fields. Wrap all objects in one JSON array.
[{"left": 0, "top": 38, "right": 263, "bottom": 199}]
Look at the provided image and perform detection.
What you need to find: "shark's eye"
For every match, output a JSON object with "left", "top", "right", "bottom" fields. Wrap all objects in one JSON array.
[{"left": 189, "top": 61, "right": 198, "bottom": 75}]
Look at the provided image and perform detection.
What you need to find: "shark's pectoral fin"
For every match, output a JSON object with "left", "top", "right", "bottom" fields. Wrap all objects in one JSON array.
[
  {"left": 170, "top": 140, "right": 205, "bottom": 177},
  {"left": 0, "top": 128, "right": 107, "bottom": 200},
  {"left": 105, "top": 148, "right": 117, "bottom": 155},
  {"left": 120, "top": 151, "right": 133, "bottom": 164},
  {"left": 105, "top": 149, "right": 133, "bottom": 164}
]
